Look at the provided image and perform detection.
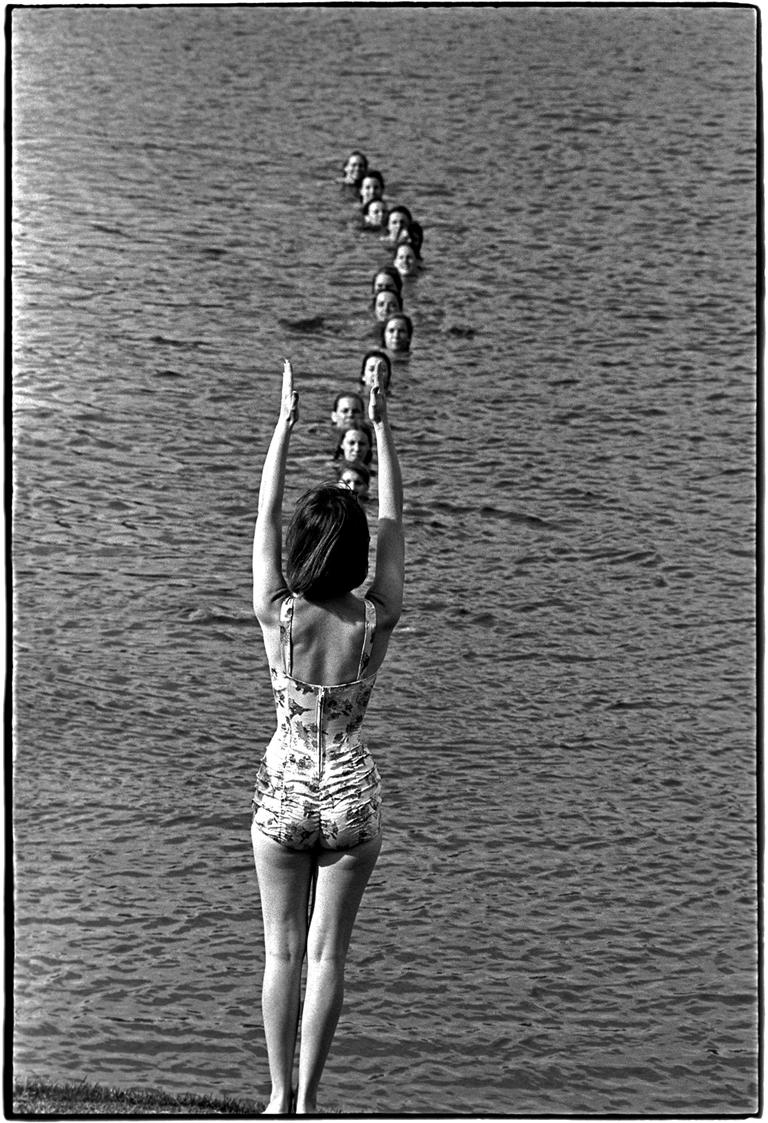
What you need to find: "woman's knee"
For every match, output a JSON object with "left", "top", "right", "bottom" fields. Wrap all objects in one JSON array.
[{"left": 265, "top": 937, "right": 308, "bottom": 966}]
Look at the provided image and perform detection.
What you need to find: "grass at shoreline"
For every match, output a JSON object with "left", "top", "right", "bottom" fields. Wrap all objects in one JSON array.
[{"left": 11, "top": 1077, "right": 263, "bottom": 1116}]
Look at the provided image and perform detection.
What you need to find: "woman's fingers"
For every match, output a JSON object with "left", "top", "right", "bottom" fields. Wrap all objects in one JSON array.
[
  {"left": 282, "top": 358, "right": 293, "bottom": 398},
  {"left": 280, "top": 360, "right": 298, "bottom": 426}
]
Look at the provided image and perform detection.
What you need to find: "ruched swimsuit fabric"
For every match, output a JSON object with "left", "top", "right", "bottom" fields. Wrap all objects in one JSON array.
[{"left": 251, "top": 596, "right": 382, "bottom": 850}]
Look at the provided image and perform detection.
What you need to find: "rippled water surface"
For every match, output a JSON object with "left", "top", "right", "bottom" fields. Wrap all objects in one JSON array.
[{"left": 11, "top": 6, "right": 758, "bottom": 1116}]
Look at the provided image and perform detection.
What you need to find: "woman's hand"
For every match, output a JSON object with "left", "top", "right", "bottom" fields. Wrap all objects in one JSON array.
[
  {"left": 280, "top": 359, "right": 299, "bottom": 430},
  {"left": 368, "top": 379, "right": 387, "bottom": 426}
]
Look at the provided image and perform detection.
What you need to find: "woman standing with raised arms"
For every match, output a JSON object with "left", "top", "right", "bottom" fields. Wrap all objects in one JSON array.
[{"left": 250, "top": 360, "right": 404, "bottom": 1114}]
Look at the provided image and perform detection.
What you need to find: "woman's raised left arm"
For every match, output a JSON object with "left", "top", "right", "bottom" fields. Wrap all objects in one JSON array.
[{"left": 252, "top": 359, "right": 299, "bottom": 621}]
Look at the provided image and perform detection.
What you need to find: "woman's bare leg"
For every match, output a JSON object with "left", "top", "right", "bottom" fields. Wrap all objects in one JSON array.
[
  {"left": 252, "top": 827, "right": 315, "bottom": 1114},
  {"left": 295, "top": 834, "right": 381, "bottom": 1114}
]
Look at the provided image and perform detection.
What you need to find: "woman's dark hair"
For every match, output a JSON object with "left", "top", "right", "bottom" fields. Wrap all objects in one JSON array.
[
  {"left": 370, "top": 266, "right": 403, "bottom": 296},
  {"left": 405, "top": 220, "right": 424, "bottom": 258},
  {"left": 380, "top": 313, "right": 414, "bottom": 350},
  {"left": 389, "top": 204, "right": 413, "bottom": 226},
  {"left": 359, "top": 349, "right": 392, "bottom": 388},
  {"left": 333, "top": 422, "right": 374, "bottom": 465},
  {"left": 286, "top": 486, "right": 370, "bottom": 600},
  {"left": 333, "top": 389, "right": 365, "bottom": 412},
  {"left": 362, "top": 198, "right": 388, "bottom": 219},
  {"left": 337, "top": 460, "right": 371, "bottom": 486},
  {"left": 371, "top": 288, "right": 403, "bottom": 315},
  {"left": 343, "top": 149, "right": 368, "bottom": 179},
  {"left": 360, "top": 169, "right": 385, "bottom": 195}
]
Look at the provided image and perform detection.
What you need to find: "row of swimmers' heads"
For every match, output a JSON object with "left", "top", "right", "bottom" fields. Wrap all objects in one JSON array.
[
  {"left": 361, "top": 201, "right": 423, "bottom": 253},
  {"left": 342, "top": 152, "right": 423, "bottom": 256},
  {"left": 369, "top": 267, "right": 415, "bottom": 349},
  {"left": 331, "top": 374, "right": 383, "bottom": 470},
  {"left": 341, "top": 154, "right": 386, "bottom": 205},
  {"left": 332, "top": 417, "right": 374, "bottom": 499},
  {"left": 330, "top": 352, "right": 394, "bottom": 433}
]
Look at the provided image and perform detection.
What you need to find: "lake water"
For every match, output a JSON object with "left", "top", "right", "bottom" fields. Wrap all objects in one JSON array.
[{"left": 11, "top": 5, "right": 758, "bottom": 1116}]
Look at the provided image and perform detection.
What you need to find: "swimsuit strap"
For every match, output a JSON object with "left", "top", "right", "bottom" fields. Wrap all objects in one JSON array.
[
  {"left": 357, "top": 598, "right": 377, "bottom": 679},
  {"left": 279, "top": 596, "right": 295, "bottom": 675}
]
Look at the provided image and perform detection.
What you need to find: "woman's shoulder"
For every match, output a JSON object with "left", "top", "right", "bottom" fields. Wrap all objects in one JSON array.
[
  {"left": 363, "top": 589, "right": 399, "bottom": 633},
  {"left": 253, "top": 586, "right": 292, "bottom": 628}
]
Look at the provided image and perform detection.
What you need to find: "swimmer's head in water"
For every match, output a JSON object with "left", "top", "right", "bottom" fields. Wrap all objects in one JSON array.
[
  {"left": 360, "top": 349, "right": 392, "bottom": 392},
  {"left": 371, "top": 267, "right": 403, "bottom": 297},
  {"left": 331, "top": 392, "right": 365, "bottom": 430},
  {"left": 382, "top": 314, "right": 413, "bottom": 353},
  {"left": 359, "top": 170, "right": 385, "bottom": 205},
  {"left": 363, "top": 198, "right": 388, "bottom": 228},
  {"left": 387, "top": 206, "right": 412, "bottom": 243},
  {"left": 286, "top": 485, "right": 370, "bottom": 600},
  {"left": 394, "top": 242, "right": 418, "bottom": 277},
  {"left": 338, "top": 426, "right": 373, "bottom": 465},
  {"left": 338, "top": 461, "right": 370, "bottom": 500},
  {"left": 343, "top": 150, "right": 368, "bottom": 185},
  {"left": 373, "top": 288, "right": 403, "bottom": 322}
]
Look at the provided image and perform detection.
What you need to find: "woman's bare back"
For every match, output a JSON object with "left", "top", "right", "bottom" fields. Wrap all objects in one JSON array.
[{"left": 260, "top": 593, "right": 392, "bottom": 685}]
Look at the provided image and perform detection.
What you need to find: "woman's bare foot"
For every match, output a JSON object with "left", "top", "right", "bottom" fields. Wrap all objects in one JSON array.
[{"left": 262, "top": 1092, "right": 293, "bottom": 1114}]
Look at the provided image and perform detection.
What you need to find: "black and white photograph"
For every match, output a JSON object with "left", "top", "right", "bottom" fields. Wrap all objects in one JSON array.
[{"left": 9, "top": 3, "right": 760, "bottom": 1117}]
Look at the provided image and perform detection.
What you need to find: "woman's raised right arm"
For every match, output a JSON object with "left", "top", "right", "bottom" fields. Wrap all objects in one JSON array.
[
  {"left": 366, "top": 383, "right": 404, "bottom": 628},
  {"left": 252, "top": 360, "right": 298, "bottom": 622}
]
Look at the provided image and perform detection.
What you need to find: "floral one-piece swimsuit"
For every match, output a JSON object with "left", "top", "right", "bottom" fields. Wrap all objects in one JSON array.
[{"left": 251, "top": 595, "right": 382, "bottom": 851}]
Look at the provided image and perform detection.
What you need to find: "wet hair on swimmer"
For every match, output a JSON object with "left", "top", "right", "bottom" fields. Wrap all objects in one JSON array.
[
  {"left": 360, "top": 169, "right": 385, "bottom": 192},
  {"left": 362, "top": 198, "right": 388, "bottom": 218},
  {"left": 405, "top": 219, "right": 424, "bottom": 258},
  {"left": 333, "top": 390, "right": 365, "bottom": 412},
  {"left": 371, "top": 266, "right": 403, "bottom": 295},
  {"left": 380, "top": 313, "right": 414, "bottom": 349},
  {"left": 334, "top": 422, "right": 374, "bottom": 465},
  {"left": 388, "top": 204, "right": 413, "bottom": 226},
  {"left": 371, "top": 288, "right": 403, "bottom": 314},
  {"left": 286, "top": 486, "right": 370, "bottom": 600},
  {"left": 337, "top": 461, "right": 370, "bottom": 486},
  {"left": 343, "top": 149, "right": 368, "bottom": 174}
]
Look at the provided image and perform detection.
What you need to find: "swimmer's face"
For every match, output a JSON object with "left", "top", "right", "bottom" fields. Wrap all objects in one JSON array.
[
  {"left": 339, "top": 469, "right": 368, "bottom": 498},
  {"left": 372, "top": 271, "right": 398, "bottom": 295},
  {"left": 331, "top": 395, "right": 364, "bottom": 429},
  {"left": 362, "top": 355, "right": 391, "bottom": 391},
  {"left": 360, "top": 176, "right": 382, "bottom": 205},
  {"left": 364, "top": 199, "right": 387, "bottom": 227},
  {"left": 394, "top": 244, "right": 417, "bottom": 276},
  {"left": 374, "top": 290, "right": 401, "bottom": 322},
  {"left": 387, "top": 211, "right": 410, "bottom": 242},
  {"left": 341, "top": 428, "right": 371, "bottom": 462},
  {"left": 344, "top": 153, "right": 366, "bottom": 183},
  {"left": 384, "top": 317, "right": 411, "bottom": 352}
]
